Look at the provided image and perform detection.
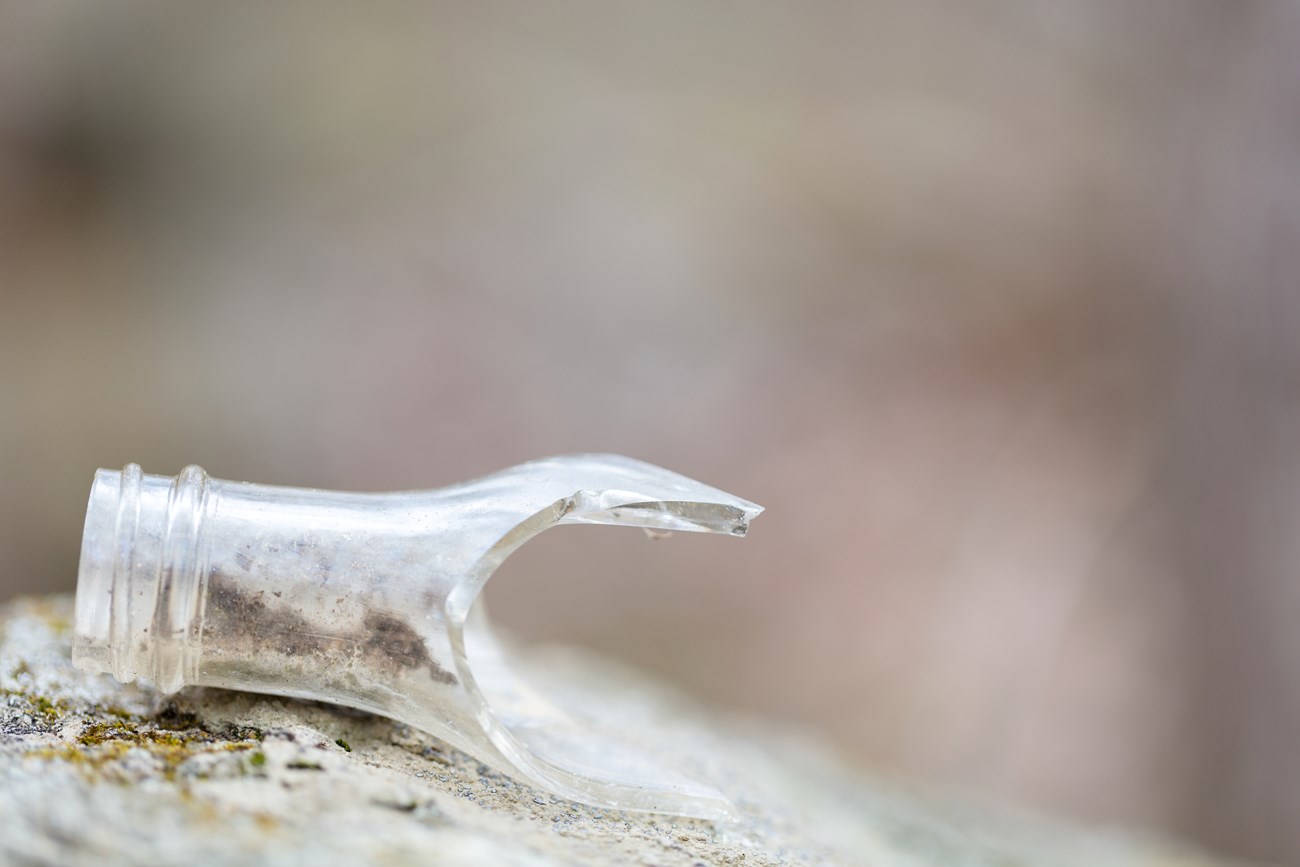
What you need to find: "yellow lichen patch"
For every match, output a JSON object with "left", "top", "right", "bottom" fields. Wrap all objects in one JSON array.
[
  {"left": 24, "top": 718, "right": 262, "bottom": 782},
  {"left": 76, "top": 720, "right": 137, "bottom": 746},
  {"left": 25, "top": 741, "right": 132, "bottom": 769},
  {"left": 1, "top": 688, "right": 69, "bottom": 723}
]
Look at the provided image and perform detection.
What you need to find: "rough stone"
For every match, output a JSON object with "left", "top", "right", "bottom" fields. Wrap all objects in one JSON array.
[{"left": 0, "top": 596, "right": 1245, "bottom": 866}]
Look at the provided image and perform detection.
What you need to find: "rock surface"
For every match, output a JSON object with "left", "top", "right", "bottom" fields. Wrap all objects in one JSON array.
[{"left": 0, "top": 596, "right": 1244, "bottom": 867}]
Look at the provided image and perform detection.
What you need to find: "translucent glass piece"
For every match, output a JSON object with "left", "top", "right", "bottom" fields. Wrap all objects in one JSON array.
[{"left": 71, "top": 455, "right": 762, "bottom": 818}]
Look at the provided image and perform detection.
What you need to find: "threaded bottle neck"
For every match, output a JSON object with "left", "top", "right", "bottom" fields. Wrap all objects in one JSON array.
[{"left": 73, "top": 464, "right": 213, "bottom": 693}]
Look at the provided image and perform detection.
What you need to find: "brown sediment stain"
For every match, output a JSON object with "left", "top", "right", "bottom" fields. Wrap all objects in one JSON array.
[
  {"left": 363, "top": 610, "right": 456, "bottom": 684},
  {"left": 204, "top": 575, "right": 329, "bottom": 661},
  {"left": 203, "top": 575, "right": 456, "bottom": 685}
]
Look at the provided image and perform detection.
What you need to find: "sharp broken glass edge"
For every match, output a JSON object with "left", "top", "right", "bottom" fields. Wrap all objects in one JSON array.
[{"left": 70, "top": 454, "right": 763, "bottom": 819}]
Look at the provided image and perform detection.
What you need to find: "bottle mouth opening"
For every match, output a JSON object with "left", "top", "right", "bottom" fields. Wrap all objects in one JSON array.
[{"left": 72, "top": 466, "right": 136, "bottom": 676}]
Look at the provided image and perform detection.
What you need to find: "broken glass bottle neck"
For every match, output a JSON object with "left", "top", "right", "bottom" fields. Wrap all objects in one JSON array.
[{"left": 72, "top": 456, "right": 761, "bottom": 818}]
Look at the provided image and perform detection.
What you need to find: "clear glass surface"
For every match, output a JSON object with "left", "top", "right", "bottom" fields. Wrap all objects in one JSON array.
[{"left": 72, "top": 454, "right": 762, "bottom": 818}]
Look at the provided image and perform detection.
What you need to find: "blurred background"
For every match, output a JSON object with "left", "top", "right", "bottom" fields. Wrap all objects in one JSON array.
[{"left": 1, "top": 2, "right": 1297, "bottom": 862}]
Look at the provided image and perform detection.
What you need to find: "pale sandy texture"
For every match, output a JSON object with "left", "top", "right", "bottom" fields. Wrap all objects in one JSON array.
[{"left": 0, "top": 597, "right": 1241, "bottom": 867}]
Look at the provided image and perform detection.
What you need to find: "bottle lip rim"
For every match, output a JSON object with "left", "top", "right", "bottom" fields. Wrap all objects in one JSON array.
[{"left": 71, "top": 466, "right": 135, "bottom": 676}]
